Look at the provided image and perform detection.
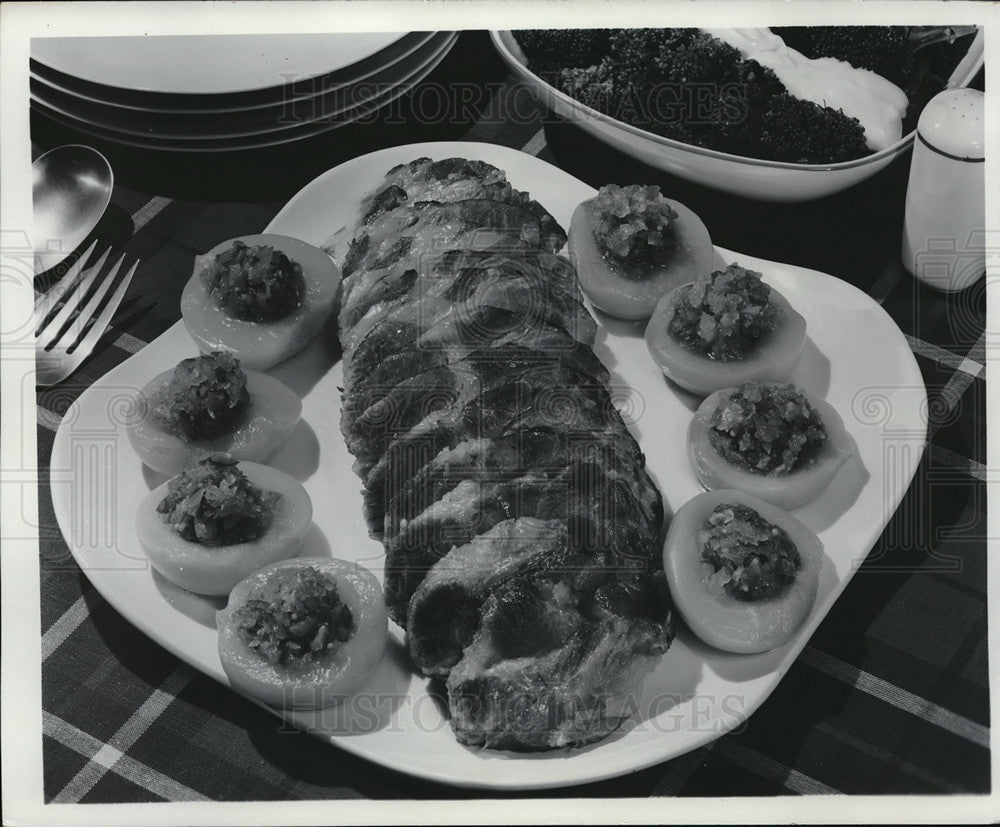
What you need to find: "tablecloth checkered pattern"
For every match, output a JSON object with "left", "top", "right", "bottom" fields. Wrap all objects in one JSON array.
[{"left": 30, "top": 31, "right": 988, "bottom": 801}]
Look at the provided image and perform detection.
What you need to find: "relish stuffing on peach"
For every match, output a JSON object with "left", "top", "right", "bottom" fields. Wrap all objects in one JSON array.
[
  {"left": 232, "top": 565, "right": 353, "bottom": 666},
  {"left": 156, "top": 453, "right": 279, "bottom": 546},
  {"left": 568, "top": 184, "right": 714, "bottom": 321},
  {"left": 202, "top": 240, "right": 305, "bottom": 323},
  {"left": 148, "top": 351, "right": 250, "bottom": 441},
  {"left": 710, "top": 381, "right": 827, "bottom": 475},
  {"left": 664, "top": 489, "right": 822, "bottom": 653},
  {"left": 688, "top": 381, "right": 852, "bottom": 508},
  {"left": 217, "top": 557, "right": 388, "bottom": 709},
  {"left": 700, "top": 503, "right": 800, "bottom": 601},
  {"left": 135, "top": 455, "right": 312, "bottom": 596},
  {"left": 668, "top": 263, "right": 782, "bottom": 361},
  {"left": 126, "top": 351, "right": 301, "bottom": 475},
  {"left": 646, "top": 264, "right": 807, "bottom": 396},
  {"left": 182, "top": 233, "right": 339, "bottom": 371}
]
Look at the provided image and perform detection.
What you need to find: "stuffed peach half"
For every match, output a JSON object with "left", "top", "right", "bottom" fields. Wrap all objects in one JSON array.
[
  {"left": 688, "top": 381, "right": 852, "bottom": 509},
  {"left": 646, "top": 264, "right": 806, "bottom": 396},
  {"left": 126, "top": 351, "right": 301, "bottom": 475},
  {"left": 217, "top": 557, "right": 388, "bottom": 709},
  {"left": 136, "top": 456, "right": 312, "bottom": 596},
  {"left": 567, "top": 184, "right": 714, "bottom": 321},
  {"left": 664, "top": 489, "right": 822, "bottom": 654},
  {"left": 182, "top": 233, "right": 339, "bottom": 371}
]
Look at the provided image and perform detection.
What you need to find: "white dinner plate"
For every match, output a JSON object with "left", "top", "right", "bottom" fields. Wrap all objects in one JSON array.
[
  {"left": 31, "top": 32, "right": 408, "bottom": 96},
  {"left": 51, "top": 141, "right": 926, "bottom": 790},
  {"left": 490, "top": 29, "right": 984, "bottom": 202},
  {"left": 28, "top": 32, "right": 439, "bottom": 116},
  {"left": 30, "top": 35, "right": 458, "bottom": 153},
  {"left": 30, "top": 32, "right": 453, "bottom": 140}
]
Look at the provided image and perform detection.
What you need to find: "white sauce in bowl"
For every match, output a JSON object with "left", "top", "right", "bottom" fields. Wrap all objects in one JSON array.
[{"left": 701, "top": 28, "right": 909, "bottom": 151}]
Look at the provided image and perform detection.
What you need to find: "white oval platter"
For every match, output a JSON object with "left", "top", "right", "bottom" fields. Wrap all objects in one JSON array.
[{"left": 51, "top": 141, "right": 926, "bottom": 790}]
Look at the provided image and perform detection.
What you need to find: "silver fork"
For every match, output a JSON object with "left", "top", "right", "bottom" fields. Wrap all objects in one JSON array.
[{"left": 34, "top": 239, "right": 140, "bottom": 386}]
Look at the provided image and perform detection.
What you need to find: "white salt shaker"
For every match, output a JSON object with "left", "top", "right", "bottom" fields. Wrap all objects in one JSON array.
[{"left": 901, "top": 87, "right": 985, "bottom": 292}]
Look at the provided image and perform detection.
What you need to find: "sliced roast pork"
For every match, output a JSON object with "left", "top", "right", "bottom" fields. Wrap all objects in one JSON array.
[{"left": 336, "top": 157, "right": 673, "bottom": 750}]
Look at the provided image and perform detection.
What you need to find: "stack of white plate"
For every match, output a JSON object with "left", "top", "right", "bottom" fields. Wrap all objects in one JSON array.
[{"left": 31, "top": 31, "right": 458, "bottom": 153}]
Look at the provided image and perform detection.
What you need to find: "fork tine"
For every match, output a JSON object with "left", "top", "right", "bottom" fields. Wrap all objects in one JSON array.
[
  {"left": 39, "top": 246, "right": 111, "bottom": 345},
  {"left": 65, "top": 259, "right": 139, "bottom": 359},
  {"left": 34, "top": 239, "right": 99, "bottom": 331},
  {"left": 61, "top": 252, "right": 127, "bottom": 349}
]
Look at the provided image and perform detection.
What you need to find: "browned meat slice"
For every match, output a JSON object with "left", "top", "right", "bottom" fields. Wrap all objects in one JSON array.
[
  {"left": 406, "top": 517, "right": 569, "bottom": 675},
  {"left": 382, "top": 443, "right": 661, "bottom": 625},
  {"left": 342, "top": 323, "right": 603, "bottom": 438},
  {"left": 357, "top": 157, "right": 562, "bottom": 244},
  {"left": 339, "top": 244, "right": 538, "bottom": 359},
  {"left": 340, "top": 198, "right": 568, "bottom": 334},
  {"left": 357, "top": 158, "right": 507, "bottom": 226},
  {"left": 359, "top": 370, "right": 634, "bottom": 537},
  {"left": 446, "top": 569, "right": 673, "bottom": 750},
  {"left": 342, "top": 266, "right": 595, "bottom": 395},
  {"left": 345, "top": 350, "right": 610, "bottom": 472},
  {"left": 384, "top": 423, "right": 653, "bottom": 545}
]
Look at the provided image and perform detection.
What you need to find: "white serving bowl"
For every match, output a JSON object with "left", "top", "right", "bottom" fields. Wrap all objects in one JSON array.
[{"left": 490, "top": 29, "right": 984, "bottom": 202}]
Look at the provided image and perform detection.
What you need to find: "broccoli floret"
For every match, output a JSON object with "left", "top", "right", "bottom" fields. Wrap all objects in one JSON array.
[
  {"left": 758, "top": 94, "right": 870, "bottom": 164},
  {"left": 606, "top": 29, "right": 785, "bottom": 155},
  {"left": 701, "top": 60, "right": 786, "bottom": 157},
  {"left": 554, "top": 58, "right": 695, "bottom": 140},
  {"left": 514, "top": 29, "right": 615, "bottom": 77},
  {"left": 774, "top": 26, "right": 914, "bottom": 87},
  {"left": 556, "top": 59, "right": 621, "bottom": 113},
  {"left": 516, "top": 27, "right": 885, "bottom": 164},
  {"left": 611, "top": 28, "right": 741, "bottom": 85}
]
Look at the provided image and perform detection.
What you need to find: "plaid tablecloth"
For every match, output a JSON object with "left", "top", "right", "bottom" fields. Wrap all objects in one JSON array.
[{"left": 31, "top": 31, "right": 988, "bottom": 802}]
